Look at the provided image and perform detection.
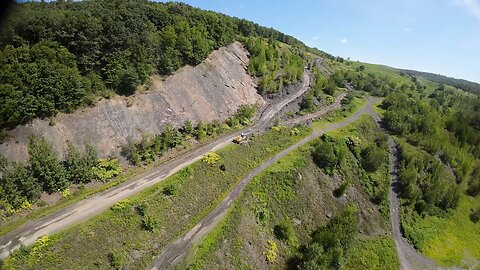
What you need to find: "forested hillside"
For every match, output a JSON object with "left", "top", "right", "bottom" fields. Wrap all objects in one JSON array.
[
  {"left": 398, "top": 69, "right": 480, "bottom": 96},
  {"left": 377, "top": 72, "right": 480, "bottom": 266},
  {"left": 0, "top": 0, "right": 318, "bottom": 130}
]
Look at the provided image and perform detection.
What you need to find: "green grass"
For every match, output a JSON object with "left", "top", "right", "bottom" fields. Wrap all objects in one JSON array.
[
  {"left": 373, "top": 99, "right": 386, "bottom": 117},
  {"left": 404, "top": 195, "right": 480, "bottom": 267},
  {"left": 3, "top": 126, "right": 309, "bottom": 270},
  {"left": 311, "top": 96, "right": 367, "bottom": 130},
  {"left": 347, "top": 62, "right": 412, "bottom": 86},
  {"left": 346, "top": 236, "right": 399, "bottom": 270}
]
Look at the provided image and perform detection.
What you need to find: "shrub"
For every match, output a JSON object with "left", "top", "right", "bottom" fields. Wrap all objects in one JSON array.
[
  {"left": 470, "top": 208, "right": 480, "bottom": 223},
  {"left": 91, "top": 158, "right": 122, "bottom": 182},
  {"left": 142, "top": 214, "right": 158, "bottom": 232},
  {"left": 111, "top": 199, "right": 131, "bottom": 211},
  {"left": 19, "top": 200, "right": 33, "bottom": 211},
  {"left": 202, "top": 152, "right": 220, "bottom": 165},
  {"left": 135, "top": 203, "right": 148, "bottom": 217},
  {"left": 162, "top": 185, "right": 176, "bottom": 196},
  {"left": 312, "top": 139, "right": 346, "bottom": 172},
  {"left": 28, "top": 135, "right": 68, "bottom": 193},
  {"left": 61, "top": 189, "right": 71, "bottom": 198},
  {"left": 361, "top": 145, "right": 384, "bottom": 172},
  {"left": 108, "top": 251, "right": 125, "bottom": 270},
  {"left": 264, "top": 240, "right": 277, "bottom": 264},
  {"left": 290, "top": 127, "right": 300, "bottom": 136},
  {"left": 334, "top": 182, "right": 349, "bottom": 197},
  {"left": 256, "top": 208, "right": 270, "bottom": 226},
  {"left": 273, "top": 218, "right": 296, "bottom": 245},
  {"left": 297, "top": 205, "right": 358, "bottom": 269}
]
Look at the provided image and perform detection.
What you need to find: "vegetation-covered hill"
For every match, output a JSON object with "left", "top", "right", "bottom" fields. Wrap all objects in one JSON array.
[
  {"left": 0, "top": 0, "right": 326, "bottom": 130},
  {"left": 398, "top": 69, "right": 480, "bottom": 96}
]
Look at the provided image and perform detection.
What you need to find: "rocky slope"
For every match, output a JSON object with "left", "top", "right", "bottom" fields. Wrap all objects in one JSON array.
[{"left": 0, "top": 42, "right": 265, "bottom": 161}]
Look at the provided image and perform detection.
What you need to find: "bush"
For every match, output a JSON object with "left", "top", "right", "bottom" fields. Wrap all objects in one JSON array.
[
  {"left": 361, "top": 145, "right": 384, "bottom": 172},
  {"left": 296, "top": 205, "right": 358, "bottom": 269},
  {"left": 28, "top": 135, "right": 68, "bottom": 193},
  {"left": 142, "top": 214, "right": 158, "bottom": 232},
  {"left": 1, "top": 163, "right": 41, "bottom": 209},
  {"left": 333, "top": 182, "right": 349, "bottom": 197},
  {"left": 256, "top": 208, "right": 270, "bottom": 226},
  {"left": 91, "top": 158, "right": 122, "bottom": 182},
  {"left": 273, "top": 218, "right": 296, "bottom": 245},
  {"left": 135, "top": 203, "right": 148, "bottom": 217},
  {"left": 202, "top": 152, "right": 220, "bottom": 165},
  {"left": 162, "top": 185, "right": 176, "bottom": 196},
  {"left": 470, "top": 208, "right": 480, "bottom": 223},
  {"left": 65, "top": 142, "right": 97, "bottom": 184},
  {"left": 264, "top": 240, "right": 277, "bottom": 264},
  {"left": 311, "top": 139, "right": 346, "bottom": 172},
  {"left": 108, "top": 251, "right": 125, "bottom": 270},
  {"left": 111, "top": 199, "right": 131, "bottom": 212}
]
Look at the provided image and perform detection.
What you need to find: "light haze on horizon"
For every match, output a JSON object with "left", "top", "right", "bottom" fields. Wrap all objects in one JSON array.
[{"left": 163, "top": 0, "right": 480, "bottom": 84}]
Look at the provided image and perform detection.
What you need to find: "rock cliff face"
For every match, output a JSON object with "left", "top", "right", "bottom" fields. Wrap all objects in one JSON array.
[{"left": 0, "top": 42, "right": 264, "bottom": 161}]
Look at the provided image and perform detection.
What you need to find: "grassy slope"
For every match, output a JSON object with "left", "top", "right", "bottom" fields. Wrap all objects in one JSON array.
[
  {"left": 347, "top": 62, "right": 411, "bottom": 86},
  {"left": 3, "top": 127, "right": 309, "bottom": 270},
  {"left": 311, "top": 95, "right": 367, "bottom": 130},
  {"left": 417, "top": 196, "right": 480, "bottom": 267},
  {"left": 187, "top": 115, "right": 398, "bottom": 270},
  {"left": 402, "top": 188, "right": 480, "bottom": 268},
  {"left": 346, "top": 235, "right": 398, "bottom": 270}
]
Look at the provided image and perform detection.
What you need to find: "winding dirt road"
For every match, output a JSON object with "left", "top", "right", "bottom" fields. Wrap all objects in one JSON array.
[
  {"left": 153, "top": 97, "right": 444, "bottom": 270},
  {"left": 367, "top": 101, "right": 440, "bottom": 270},
  {"left": 0, "top": 71, "right": 316, "bottom": 259},
  {"left": 150, "top": 97, "right": 381, "bottom": 270}
]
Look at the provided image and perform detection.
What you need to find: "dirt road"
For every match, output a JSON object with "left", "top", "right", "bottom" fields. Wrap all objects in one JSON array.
[
  {"left": 150, "top": 97, "right": 380, "bottom": 270},
  {"left": 367, "top": 101, "right": 441, "bottom": 270},
  {"left": 0, "top": 70, "right": 314, "bottom": 259},
  {"left": 283, "top": 92, "right": 347, "bottom": 126}
]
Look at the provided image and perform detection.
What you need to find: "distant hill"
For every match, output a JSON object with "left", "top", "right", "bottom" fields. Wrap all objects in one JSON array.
[{"left": 398, "top": 69, "right": 480, "bottom": 95}]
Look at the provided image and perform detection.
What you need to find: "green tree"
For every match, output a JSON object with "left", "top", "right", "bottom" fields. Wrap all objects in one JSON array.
[
  {"left": 361, "top": 145, "right": 384, "bottom": 172},
  {"left": 182, "top": 119, "right": 194, "bottom": 135},
  {"left": 273, "top": 218, "right": 296, "bottom": 245},
  {"left": 470, "top": 207, "right": 480, "bottom": 223},
  {"left": 312, "top": 139, "right": 346, "bottom": 171},
  {"left": 28, "top": 135, "right": 68, "bottom": 193},
  {"left": 298, "top": 205, "right": 358, "bottom": 270},
  {"left": 1, "top": 163, "right": 41, "bottom": 208},
  {"left": 65, "top": 142, "right": 97, "bottom": 183}
]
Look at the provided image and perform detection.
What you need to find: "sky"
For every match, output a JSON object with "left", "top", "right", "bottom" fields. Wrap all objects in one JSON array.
[{"left": 164, "top": 0, "right": 480, "bottom": 83}]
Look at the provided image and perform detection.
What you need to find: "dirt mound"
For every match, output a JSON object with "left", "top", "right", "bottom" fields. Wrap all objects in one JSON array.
[{"left": 0, "top": 42, "right": 265, "bottom": 161}]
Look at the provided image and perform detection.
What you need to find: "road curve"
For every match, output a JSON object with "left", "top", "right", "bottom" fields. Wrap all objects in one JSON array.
[
  {"left": 0, "top": 71, "right": 312, "bottom": 259},
  {"left": 367, "top": 101, "right": 440, "bottom": 270},
  {"left": 150, "top": 97, "right": 380, "bottom": 270}
]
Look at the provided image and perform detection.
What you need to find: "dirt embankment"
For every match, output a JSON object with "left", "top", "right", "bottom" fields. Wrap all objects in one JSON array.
[{"left": 0, "top": 42, "right": 265, "bottom": 162}]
